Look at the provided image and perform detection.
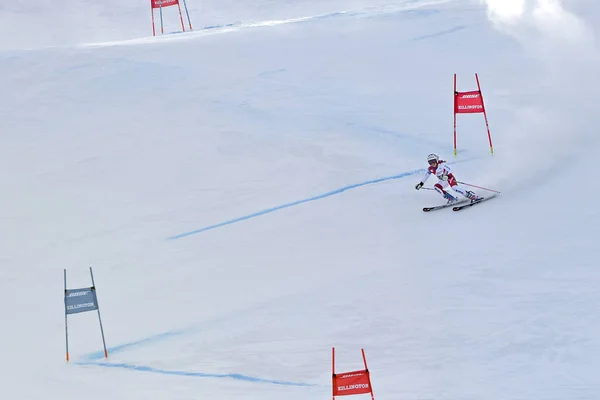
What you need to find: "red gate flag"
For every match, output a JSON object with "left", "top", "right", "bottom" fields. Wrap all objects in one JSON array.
[
  {"left": 150, "top": 0, "right": 192, "bottom": 36},
  {"left": 151, "top": 0, "right": 179, "bottom": 8},
  {"left": 333, "top": 370, "right": 372, "bottom": 396},
  {"left": 332, "top": 348, "right": 375, "bottom": 400},
  {"left": 455, "top": 91, "right": 484, "bottom": 113},
  {"left": 453, "top": 73, "right": 494, "bottom": 156}
]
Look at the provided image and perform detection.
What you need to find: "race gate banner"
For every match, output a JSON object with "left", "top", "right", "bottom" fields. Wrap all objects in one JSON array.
[
  {"left": 65, "top": 287, "right": 98, "bottom": 315},
  {"left": 151, "top": 0, "right": 179, "bottom": 8},
  {"left": 453, "top": 73, "right": 494, "bottom": 155},
  {"left": 332, "top": 348, "right": 375, "bottom": 400},
  {"left": 150, "top": 0, "right": 193, "bottom": 36},
  {"left": 64, "top": 268, "right": 108, "bottom": 361},
  {"left": 455, "top": 90, "right": 484, "bottom": 114},
  {"left": 333, "top": 370, "right": 372, "bottom": 396}
]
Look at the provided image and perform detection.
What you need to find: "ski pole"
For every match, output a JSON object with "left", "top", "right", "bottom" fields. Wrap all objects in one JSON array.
[{"left": 457, "top": 181, "right": 501, "bottom": 194}]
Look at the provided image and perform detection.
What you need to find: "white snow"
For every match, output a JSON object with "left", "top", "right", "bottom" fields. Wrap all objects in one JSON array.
[{"left": 1, "top": 0, "right": 599, "bottom": 399}]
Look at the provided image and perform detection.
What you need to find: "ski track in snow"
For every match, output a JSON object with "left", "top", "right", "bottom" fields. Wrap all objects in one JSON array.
[
  {"left": 167, "top": 156, "right": 474, "bottom": 240},
  {"left": 75, "top": 315, "right": 317, "bottom": 387},
  {"left": 81, "top": 0, "right": 454, "bottom": 48},
  {"left": 75, "top": 361, "right": 316, "bottom": 387},
  {"left": 166, "top": 168, "right": 426, "bottom": 240}
]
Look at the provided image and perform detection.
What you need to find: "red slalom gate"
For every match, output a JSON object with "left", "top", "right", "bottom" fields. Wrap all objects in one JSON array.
[
  {"left": 454, "top": 73, "right": 494, "bottom": 156},
  {"left": 150, "top": 0, "right": 193, "bottom": 36},
  {"left": 332, "top": 348, "right": 375, "bottom": 400}
]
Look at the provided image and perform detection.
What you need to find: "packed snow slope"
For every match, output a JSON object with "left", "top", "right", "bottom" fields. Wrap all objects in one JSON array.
[{"left": 1, "top": 0, "right": 599, "bottom": 399}]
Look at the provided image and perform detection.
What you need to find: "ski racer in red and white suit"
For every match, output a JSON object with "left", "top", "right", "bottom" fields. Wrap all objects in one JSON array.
[{"left": 415, "top": 153, "right": 479, "bottom": 202}]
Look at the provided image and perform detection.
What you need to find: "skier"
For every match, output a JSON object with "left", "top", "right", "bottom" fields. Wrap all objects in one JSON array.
[{"left": 415, "top": 153, "right": 480, "bottom": 203}]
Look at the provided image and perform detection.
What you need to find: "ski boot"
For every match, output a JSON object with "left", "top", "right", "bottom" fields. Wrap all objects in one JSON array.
[
  {"left": 444, "top": 192, "right": 458, "bottom": 203},
  {"left": 465, "top": 190, "right": 481, "bottom": 202}
]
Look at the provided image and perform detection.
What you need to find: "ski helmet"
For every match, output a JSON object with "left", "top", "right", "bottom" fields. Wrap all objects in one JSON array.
[{"left": 427, "top": 153, "right": 439, "bottom": 164}]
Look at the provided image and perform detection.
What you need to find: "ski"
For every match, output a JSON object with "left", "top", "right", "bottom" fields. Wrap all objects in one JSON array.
[
  {"left": 452, "top": 194, "right": 498, "bottom": 211},
  {"left": 423, "top": 199, "right": 468, "bottom": 212}
]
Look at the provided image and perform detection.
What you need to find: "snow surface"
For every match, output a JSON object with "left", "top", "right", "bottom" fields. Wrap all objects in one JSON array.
[{"left": 1, "top": 0, "right": 600, "bottom": 399}]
